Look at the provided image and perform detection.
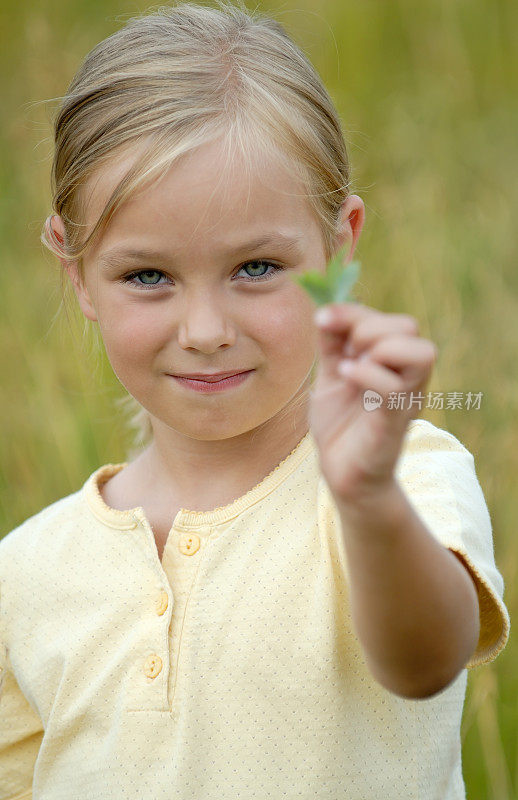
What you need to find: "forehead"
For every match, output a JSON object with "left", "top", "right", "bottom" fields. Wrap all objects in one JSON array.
[{"left": 81, "top": 137, "right": 317, "bottom": 257}]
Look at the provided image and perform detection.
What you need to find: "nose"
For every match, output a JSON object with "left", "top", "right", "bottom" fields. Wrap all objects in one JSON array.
[{"left": 176, "top": 296, "right": 237, "bottom": 353}]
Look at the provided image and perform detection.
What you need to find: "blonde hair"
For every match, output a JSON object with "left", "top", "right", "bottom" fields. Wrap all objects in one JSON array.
[{"left": 41, "top": 0, "right": 352, "bottom": 457}]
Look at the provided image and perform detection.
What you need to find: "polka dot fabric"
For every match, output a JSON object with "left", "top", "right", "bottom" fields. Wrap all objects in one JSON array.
[{"left": 0, "top": 419, "right": 510, "bottom": 799}]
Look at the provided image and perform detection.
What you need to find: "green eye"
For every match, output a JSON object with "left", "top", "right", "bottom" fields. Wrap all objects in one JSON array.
[{"left": 289, "top": 243, "right": 361, "bottom": 306}]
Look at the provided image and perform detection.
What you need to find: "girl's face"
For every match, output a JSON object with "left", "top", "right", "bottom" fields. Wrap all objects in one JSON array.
[{"left": 61, "top": 137, "right": 363, "bottom": 442}]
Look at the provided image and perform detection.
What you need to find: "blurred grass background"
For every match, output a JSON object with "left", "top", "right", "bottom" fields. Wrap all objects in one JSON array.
[{"left": 0, "top": 0, "right": 516, "bottom": 795}]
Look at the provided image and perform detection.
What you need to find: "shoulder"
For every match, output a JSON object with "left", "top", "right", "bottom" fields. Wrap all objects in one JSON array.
[
  {"left": 0, "top": 488, "right": 87, "bottom": 641},
  {"left": 405, "top": 418, "right": 469, "bottom": 452},
  {"left": 397, "top": 418, "right": 475, "bottom": 477},
  {"left": 396, "top": 418, "right": 480, "bottom": 503},
  {"left": 0, "top": 489, "right": 82, "bottom": 556},
  {"left": 0, "top": 460, "right": 130, "bottom": 571},
  {"left": 395, "top": 419, "right": 490, "bottom": 548}
]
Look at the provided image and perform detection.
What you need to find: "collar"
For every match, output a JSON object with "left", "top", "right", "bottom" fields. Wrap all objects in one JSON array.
[{"left": 82, "top": 430, "right": 315, "bottom": 529}]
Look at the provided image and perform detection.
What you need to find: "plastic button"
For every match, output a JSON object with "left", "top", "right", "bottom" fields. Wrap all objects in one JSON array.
[
  {"left": 155, "top": 591, "right": 169, "bottom": 615},
  {"left": 143, "top": 654, "right": 162, "bottom": 679},
  {"left": 178, "top": 533, "right": 200, "bottom": 555}
]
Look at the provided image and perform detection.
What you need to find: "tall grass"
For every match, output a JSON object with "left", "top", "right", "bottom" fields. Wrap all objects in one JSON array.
[{"left": 1, "top": 0, "right": 516, "bottom": 795}]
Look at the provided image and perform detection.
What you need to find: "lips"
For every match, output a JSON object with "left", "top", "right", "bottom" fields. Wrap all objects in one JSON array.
[{"left": 171, "top": 370, "right": 250, "bottom": 382}]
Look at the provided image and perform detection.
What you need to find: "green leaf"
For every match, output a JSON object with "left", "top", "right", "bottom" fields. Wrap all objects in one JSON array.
[
  {"left": 293, "top": 271, "right": 333, "bottom": 305},
  {"left": 290, "top": 243, "right": 361, "bottom": 306},
  {"left": 334, "top": 259, "right": 360, "bottom": 303}
]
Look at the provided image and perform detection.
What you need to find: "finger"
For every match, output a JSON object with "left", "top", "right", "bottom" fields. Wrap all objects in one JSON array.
[
  {"left": 314, "top": 303, "right": 376, "bottom": 362},
  {"left": 366, "top": 336, "right": 438, "bottom": 385},
  {"left": 337, "top": 355, "right": 404, "bottom": 401},
  {"left": 314, "top": 303, "right": 420, "bottom": 363},
  {"left": 341, "top": 314, "right": 420, "bottom": 359}
]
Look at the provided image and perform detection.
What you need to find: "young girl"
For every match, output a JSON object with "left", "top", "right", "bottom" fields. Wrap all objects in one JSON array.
[{"left": 0, "top": 2, "right": 510, "bottom": 799}]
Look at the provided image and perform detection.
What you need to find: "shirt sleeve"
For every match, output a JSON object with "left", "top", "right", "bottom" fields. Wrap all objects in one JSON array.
[
  {"left": 394, "top": 419, "right": 511, "bottom": 669},
  {"left": 0, "top": 590, "right": 43, "bottom": 800}
]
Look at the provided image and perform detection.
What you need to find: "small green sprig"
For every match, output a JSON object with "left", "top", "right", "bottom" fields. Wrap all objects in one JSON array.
[{"left": 290, "top": 243, "right": 361, "bottom": 306}]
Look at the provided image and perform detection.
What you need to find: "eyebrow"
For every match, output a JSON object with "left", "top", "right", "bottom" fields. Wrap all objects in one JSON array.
[{"left": 98, "top": 233, "right": 305, "bottom": 270}]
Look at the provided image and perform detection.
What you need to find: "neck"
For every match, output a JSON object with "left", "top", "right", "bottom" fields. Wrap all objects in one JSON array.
[{"left": 129, "top": 394, "right": 311, "bottom": 512}]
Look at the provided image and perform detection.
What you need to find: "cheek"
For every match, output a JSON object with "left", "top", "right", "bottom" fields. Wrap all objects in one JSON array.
[
  {"left": 100, "top": 303, "right": 166, "bottom": 366},
  {"left": 257, "top": 303, "right": 313, "bottom": 365}
]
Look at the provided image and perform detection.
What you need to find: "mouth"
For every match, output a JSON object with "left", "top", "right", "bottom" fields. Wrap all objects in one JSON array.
[
  {"left": 170, "top": 370, "right": 249, "bottom": 383},
  {"left": 168, "top": 370, "right": 254, "bottom": 392}
]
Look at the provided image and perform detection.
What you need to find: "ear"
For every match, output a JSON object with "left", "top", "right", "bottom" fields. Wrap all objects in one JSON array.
[
  {"left": 335, "top": 195, "right": 365, "bottom": 263},
  {"left": 50, "top": 215, "right": 98, "bottom": 323}
]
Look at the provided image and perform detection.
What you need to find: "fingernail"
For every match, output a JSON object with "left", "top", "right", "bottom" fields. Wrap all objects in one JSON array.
[
  {"left": 315, "top": 307, "right": 333, "bottom": 326},
  {"left": 338, "top": 359, "right": 354, "bottom": 376}
]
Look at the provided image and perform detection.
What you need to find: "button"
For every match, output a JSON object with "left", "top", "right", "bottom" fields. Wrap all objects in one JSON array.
[
  {"left": 143, "top": 654, "right": 162, "bottom": 679},
  {"left": 178, "top": 533, "right": 200, "bottom": 555},
  {"left": 155, "top": 591, "right": 169, "bottom": 615}
]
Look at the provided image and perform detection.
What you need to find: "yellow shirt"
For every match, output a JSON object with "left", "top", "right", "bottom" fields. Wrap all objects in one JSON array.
[{"left": 0, "top": 419, "right": 510, "bottom": 800}]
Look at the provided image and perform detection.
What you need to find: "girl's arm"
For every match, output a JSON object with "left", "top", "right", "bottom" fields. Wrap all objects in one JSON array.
[{"left": 336, "top": 479, "right": 480, "bottom": 700}]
